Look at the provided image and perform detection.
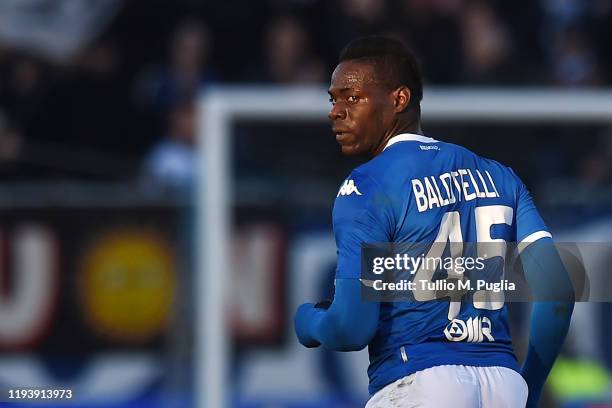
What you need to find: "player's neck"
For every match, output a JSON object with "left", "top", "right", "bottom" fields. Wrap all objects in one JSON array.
[{"left": 372, "top": 121, "right": 422, "bottom": 157}]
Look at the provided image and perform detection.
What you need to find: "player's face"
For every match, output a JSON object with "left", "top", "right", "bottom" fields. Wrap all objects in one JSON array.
[{"left": 328, "top": 61, "right": 395, "bottom": 156}]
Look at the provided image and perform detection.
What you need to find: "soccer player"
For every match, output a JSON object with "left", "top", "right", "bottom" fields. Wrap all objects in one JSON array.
[{"left": 294, "top": 36, "right": 574, "bottom": 407}]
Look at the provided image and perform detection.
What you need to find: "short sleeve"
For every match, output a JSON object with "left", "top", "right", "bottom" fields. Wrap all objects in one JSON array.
[
  {"left": 512, "top": 171, "right": 552, "bottom": 245},
  {"left": 333, "top": 170, "right": 394, "bottom": 279}
]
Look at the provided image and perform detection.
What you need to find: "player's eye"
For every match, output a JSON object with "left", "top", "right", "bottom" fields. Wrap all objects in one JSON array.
[
  {"left": 328, "top": 97, "right": 336, "bottom": 105},
  {"left": 347, "top": 95, "right": 359, "bottom": 103}
]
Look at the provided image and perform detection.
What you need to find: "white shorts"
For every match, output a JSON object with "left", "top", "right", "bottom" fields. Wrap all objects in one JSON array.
[{"left": 365, "top": 365, "right": 528, "bottom": 408}]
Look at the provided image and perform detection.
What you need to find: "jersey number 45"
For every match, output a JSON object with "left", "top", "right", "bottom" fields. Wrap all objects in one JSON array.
[{"left": 413, "top": 205, "right": 513, "bottom": 320}]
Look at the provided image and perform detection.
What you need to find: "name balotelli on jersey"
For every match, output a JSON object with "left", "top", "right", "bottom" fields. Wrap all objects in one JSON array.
[{"left": 411, "top": 168, "right": 500, "bottom": 212}]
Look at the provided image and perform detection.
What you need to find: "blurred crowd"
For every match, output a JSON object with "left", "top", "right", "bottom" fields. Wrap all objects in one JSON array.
[{"left": 0, "top": 0, "right": 611, "bottom": 192}]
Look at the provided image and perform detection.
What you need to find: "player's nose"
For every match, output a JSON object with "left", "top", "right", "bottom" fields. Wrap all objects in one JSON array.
[{"left": 328, "top": 104, "right": 346, "bottom": 121}]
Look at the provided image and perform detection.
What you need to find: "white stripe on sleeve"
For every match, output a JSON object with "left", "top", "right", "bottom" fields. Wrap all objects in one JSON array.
[{"left": 517, "top": 230, "right": 553, "bottom": 254}]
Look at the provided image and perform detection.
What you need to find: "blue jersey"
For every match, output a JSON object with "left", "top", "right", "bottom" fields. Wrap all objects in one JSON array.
[{"left": 332, "top": 133, "right": 551, "bottom": 395}]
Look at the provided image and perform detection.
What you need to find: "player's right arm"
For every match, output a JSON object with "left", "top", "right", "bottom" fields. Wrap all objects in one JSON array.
[{"left": 514, "top": 176, "right": 575, "bottom": 408}]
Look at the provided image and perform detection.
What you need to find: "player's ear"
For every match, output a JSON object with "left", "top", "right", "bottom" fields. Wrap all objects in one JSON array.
[{"left": 393, "top": 86, "right": 411, "bottom": 113}]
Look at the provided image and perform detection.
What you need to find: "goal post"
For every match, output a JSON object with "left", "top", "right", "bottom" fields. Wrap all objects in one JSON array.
[{"left": 196, "top": 86, "right": 612, "bottom": 408}]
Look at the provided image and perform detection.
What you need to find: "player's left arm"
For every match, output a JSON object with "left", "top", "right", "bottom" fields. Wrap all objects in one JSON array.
[
  {"left": 294, "top": 278, "right": 379, "bottom": 351},
  {"left": 514, "top": 177, "right": 575, "bottom": 407},
  {"left": 294, "top": 170, "right": 393, "bottom": 351}
]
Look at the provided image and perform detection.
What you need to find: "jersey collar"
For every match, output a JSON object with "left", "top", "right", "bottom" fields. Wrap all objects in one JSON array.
[{"left": 383, "top": 133, "right": 437, "bottom": 151}]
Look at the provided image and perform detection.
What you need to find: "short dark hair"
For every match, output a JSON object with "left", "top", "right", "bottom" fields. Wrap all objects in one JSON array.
[{"left": 338, "top": 36, "right": 423, "bottom": 113}]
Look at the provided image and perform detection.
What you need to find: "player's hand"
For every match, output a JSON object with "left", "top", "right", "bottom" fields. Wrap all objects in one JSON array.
[
  {"left": 294, "top": 303, "right": 321, "bottom": 348},
  {"left": 314, "top": 299, "right": 332, "bottom": 309},
  {"left": 524, "top": 390, "right": 540, "bottom": 408},
  {"left": 522, "top": 379, "right": 539, "bottom": 408}
]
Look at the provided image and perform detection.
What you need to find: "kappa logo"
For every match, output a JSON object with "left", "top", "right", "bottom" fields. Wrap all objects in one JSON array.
[
  {"left": 444, "top": 316, "right": 494, "bottom": 343},
  {"left": 337, "top": 179, "right": 363, "bottom": 197}
]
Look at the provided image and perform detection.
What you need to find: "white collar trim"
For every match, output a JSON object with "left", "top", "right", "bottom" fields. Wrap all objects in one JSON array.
[{"left": 383, "top": 133, "right": 437, "bottom": 151}]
